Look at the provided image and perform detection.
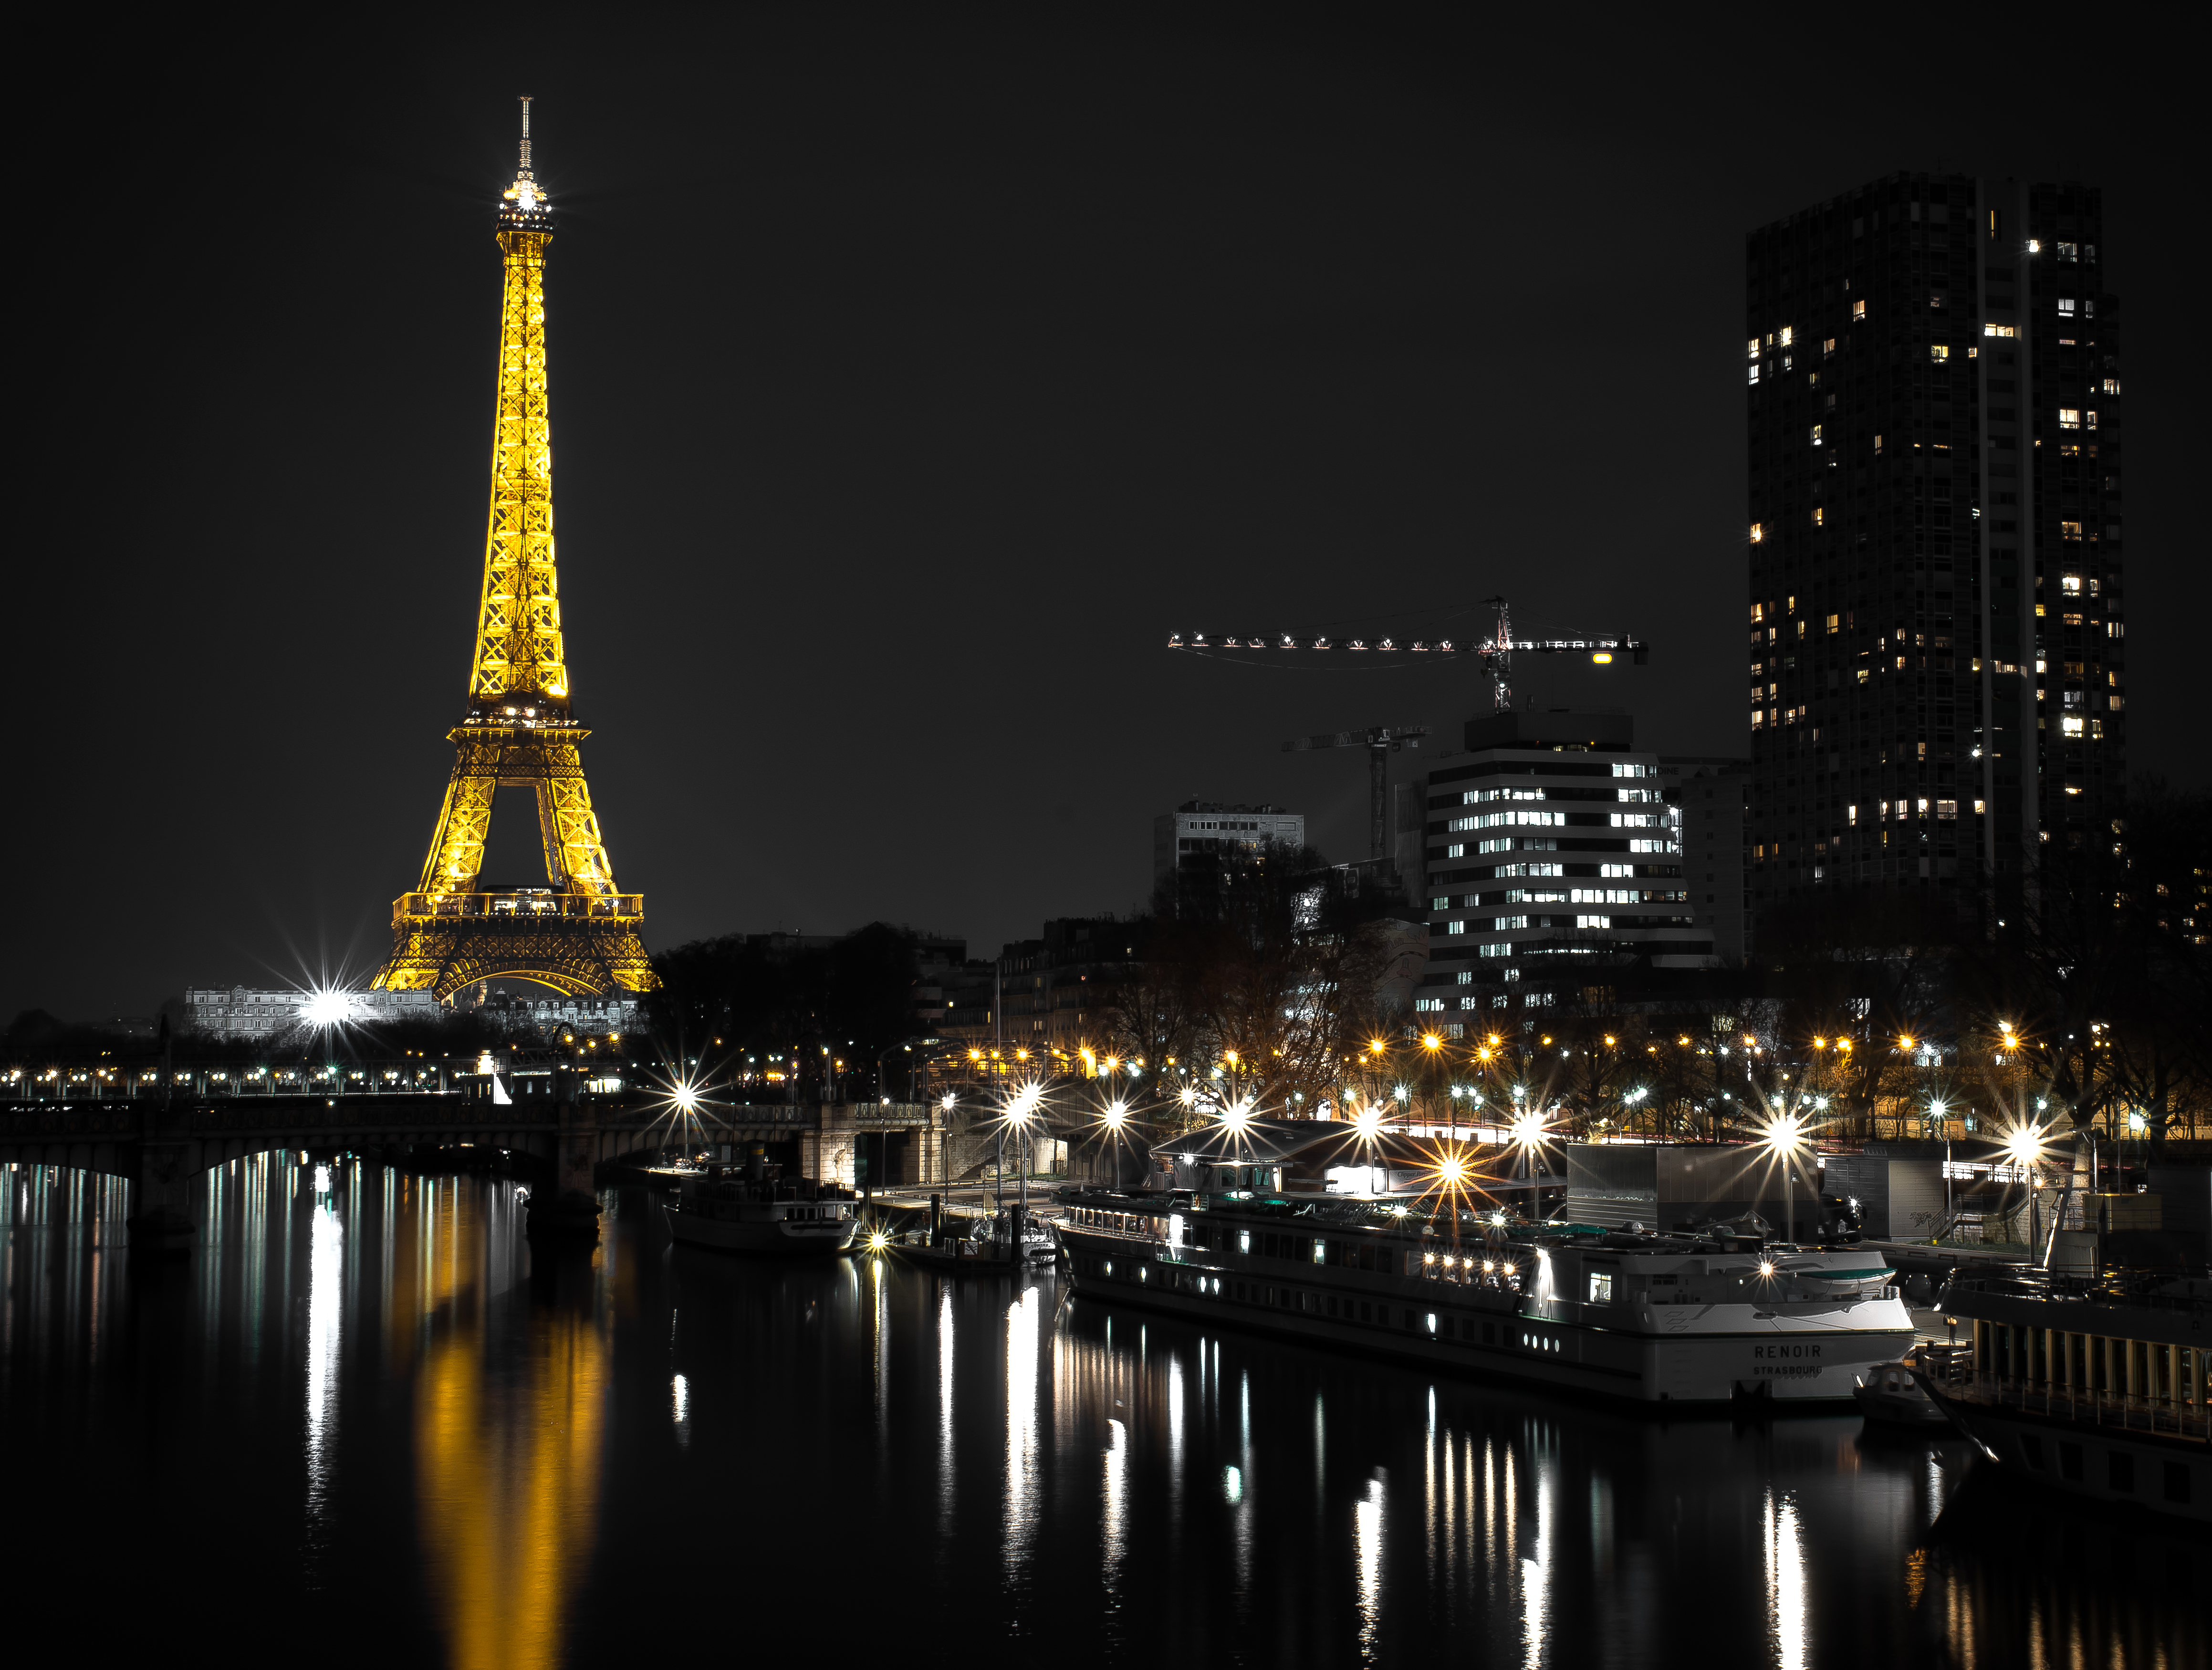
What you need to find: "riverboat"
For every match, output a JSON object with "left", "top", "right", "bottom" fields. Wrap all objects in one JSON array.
[
  {"left": 663, "top": 1165, "right": 858, "bottom": 1255},
  {"left": 1056, "top": 1188, "right": 1912, "bottom": 1404},
  {"left": 1916, "top": 1273, "right": 2211, "bottom": 1522},
  {"left": 891, "top": 1207, "right": 1056, "bottom": 1273}
]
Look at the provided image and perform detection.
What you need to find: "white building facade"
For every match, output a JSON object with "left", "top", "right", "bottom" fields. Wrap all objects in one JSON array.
[{"left": 185, "top": 987, "right": 443, "bottom": 1040}]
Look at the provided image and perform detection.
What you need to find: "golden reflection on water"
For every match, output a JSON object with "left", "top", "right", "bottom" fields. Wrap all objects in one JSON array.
[{"left": 407, "top": 1179, "right": 608, "bottom": 1670}]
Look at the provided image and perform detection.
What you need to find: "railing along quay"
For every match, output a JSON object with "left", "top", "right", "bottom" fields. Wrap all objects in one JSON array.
[{"left": 1935, "top": 1371, "right": 2212, "bottom": 1445}]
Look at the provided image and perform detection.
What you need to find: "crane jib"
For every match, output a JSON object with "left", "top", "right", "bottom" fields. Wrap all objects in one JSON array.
[{"left": 1166, "top": 634, "right": 1647, "bottom": 662}]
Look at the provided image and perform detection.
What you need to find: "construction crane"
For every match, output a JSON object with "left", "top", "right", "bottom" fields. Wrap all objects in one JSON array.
[
  {"left": 1282, "top": 724, "right": 1429, "bottom": 861},
  {"left": 1168, "top": 596, "right": 1648, "bottom": 712}
]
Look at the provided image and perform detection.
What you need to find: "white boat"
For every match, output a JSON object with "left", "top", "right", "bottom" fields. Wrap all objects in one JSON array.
[
  {"left": 1057, "top": 1189, "right": 1912, "bottom": 1405},
  {"left": 664, "top": 1165, "right": 858, "bottom": 1255}
]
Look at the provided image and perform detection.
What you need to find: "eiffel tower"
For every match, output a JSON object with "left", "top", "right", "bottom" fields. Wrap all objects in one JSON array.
[{"left": 375, "top": 99, "right": 656, "bottom": 1002}]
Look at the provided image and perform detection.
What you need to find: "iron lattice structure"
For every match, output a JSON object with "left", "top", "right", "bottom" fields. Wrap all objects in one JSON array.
[{"left": 375, "top": 100, "right": 657, "bottom": 1002}]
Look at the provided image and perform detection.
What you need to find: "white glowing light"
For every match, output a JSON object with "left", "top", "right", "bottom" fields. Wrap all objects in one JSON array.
[{"left": 300, "top": 989, "right": 352, "bottom": 1029}]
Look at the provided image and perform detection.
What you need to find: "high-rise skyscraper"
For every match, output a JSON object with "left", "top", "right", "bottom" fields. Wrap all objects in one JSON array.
[{"left": 1743, "top": 173, "right": 2124, "bottom": 938}]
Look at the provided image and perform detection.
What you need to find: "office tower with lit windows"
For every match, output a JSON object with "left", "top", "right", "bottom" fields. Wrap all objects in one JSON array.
[
  {"left": 1743, "top": 173, "right": 2125, "bottom": 937},
  {"left": 1412, "top": 710, "right": 1709, "bottom": 1034}
]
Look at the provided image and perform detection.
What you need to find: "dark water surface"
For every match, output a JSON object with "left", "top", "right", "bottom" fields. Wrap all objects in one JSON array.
[{"left": 3, "top": 1159, "right": 2204, "bottom": 1668}]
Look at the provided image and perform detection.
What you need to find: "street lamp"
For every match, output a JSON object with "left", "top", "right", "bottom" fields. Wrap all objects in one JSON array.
[
  {"left": 1508, "top": 1106, "right": 1548, "bottom": 1223},
  {"left": 1762, "top": 1109, "right": 1805, "bottom": 1244}
]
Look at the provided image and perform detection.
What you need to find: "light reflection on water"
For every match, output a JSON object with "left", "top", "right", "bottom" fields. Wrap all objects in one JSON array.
[{"left": 2, "top": 1159, "right": 2209, "bottom": 1669}]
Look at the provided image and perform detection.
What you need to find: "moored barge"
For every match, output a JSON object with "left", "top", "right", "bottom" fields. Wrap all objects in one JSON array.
[
  {"left": 1919, "top": 1273, "right": 2210, "bottom": 1521},
  {"left": 1056, "top": 1187, "right": 1911, "bottom": 1404},
  {"left": 664, "top": 1164, "right": 858, "bottom": 1255}
]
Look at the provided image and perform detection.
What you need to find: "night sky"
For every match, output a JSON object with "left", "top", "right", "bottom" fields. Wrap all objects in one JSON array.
[{"left": 10, "top": 10, "right": 2192, "bottom": 1022}]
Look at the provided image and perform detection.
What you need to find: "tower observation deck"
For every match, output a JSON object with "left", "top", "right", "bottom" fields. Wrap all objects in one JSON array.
[{"left": 374, "top": 98, "right": 657, "bottom": 1001}]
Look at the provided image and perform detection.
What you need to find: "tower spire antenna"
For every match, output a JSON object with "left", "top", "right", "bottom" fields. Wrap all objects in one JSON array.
[{"left": 519, "top": 93, "right": 532, "bottom": 171}]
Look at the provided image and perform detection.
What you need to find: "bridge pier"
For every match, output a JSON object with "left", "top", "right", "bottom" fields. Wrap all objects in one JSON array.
[
  {"left": 126, "top": 1119, "right": 199, "bottom": 1253},
  {"left": 526, "top": 1066, "right": 601, "bottom": 1243}
]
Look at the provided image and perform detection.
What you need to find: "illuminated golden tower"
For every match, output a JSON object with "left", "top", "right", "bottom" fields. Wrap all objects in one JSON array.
[{"left": 376, "top": 98, "right": 656, "bottom": 1000}]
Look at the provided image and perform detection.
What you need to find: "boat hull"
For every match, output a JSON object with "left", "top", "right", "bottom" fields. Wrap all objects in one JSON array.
[
  {"left": 1922, "top": 1379, "right": 2212, "bottom": 1523},
  {"left": 664, "top": 1204, "right": 857, "bottom": 1255},
  {"left": 1060, "top": 1230, "right": 1909, "bottom": 1405},
  {"left": 1852, "top": 1387, "right": 1954, "bottom": 1428},
  {"left": 893, "top": 1240, "right": 1054, "bottom": 1274}
]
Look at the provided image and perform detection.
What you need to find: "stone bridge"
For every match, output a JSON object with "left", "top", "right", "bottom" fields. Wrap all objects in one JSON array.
[{"left": 0, "top": 1078, "right": 947, "bottom": 1248}]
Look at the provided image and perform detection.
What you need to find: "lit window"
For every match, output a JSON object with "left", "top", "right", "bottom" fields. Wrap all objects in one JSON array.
[
  {"left": 1848, "top": 804, "right": 1857, "bottom": 825},
  {"left": 2103, "top": 377, "right": 2121, "bottom": 395},
  {"left": 1873, "top": 433, "right": 1883, "bottom": 454},
  {"left": 2062, "top": 716, "right": 2086, "bottom": 736},
  {"left": 1600, "top": 864, "right": 1632, "bottom": 877},
  {"left": 1748, "top": 363, "right": 1761, "bottom": 385},
  {"left": 1974, "top": 800, "right": 1986, "bottom": 815},
  {"left": 1747, "top": 338, "right": 1760, "bottom": 359},
  {"left": 1825, "top": 613, "right": 1839, "bottom": 634},
  {"left": 2061, "top": 521, "right": 2083, "bottom": 541},
  {"left": 1812, "top": 506, "right": 1824, "bottom": 525},
  {"left": 2057, "top": 298, "right": 2076, "bottom": 315},
  {"left": 1577, "top": 915, "right": 1608, "bottom": 929},
  {"left": 2084, "top": 408, "right": 2098, "bottom": 428},
  {"left": 1930, "top": 344, "right": 1949, "bottom": 362},
  {"left": 1984, "top": 323, "right": 2017, "bottom": 338},
  {"left": 1852, "top": 300, "right": 1867, "bottom": 321},
  {"left": 1937, "top": 800, "right": 1958, "bottom": 820},
  {"left": 1779, "top": 326, "right": 1794, "bottom": 347},
  {"left": 2056, "top": 240, "right": 2078, "bottom": 262},
  {"left": 2061, "top": 574, "right": 2083, "bottom": 594},
  {"left": 2027, "top": 239, "right": 2041, "bottom": 253},
  {"left": 2058, "top": 407, "right": 2081, "bottom": 429},
  {"left": 1749, "top": 522, "right": 1763, "bottom": 544},
  {"left": 1445, "top": 920, "right": 1466, "bottom": 935},
  {"left": 1810, "top": 424, "right": 1823, "bottom": 446},
  {"left": 1822, "top": 337, "right": 1836, "bottom": 357}
]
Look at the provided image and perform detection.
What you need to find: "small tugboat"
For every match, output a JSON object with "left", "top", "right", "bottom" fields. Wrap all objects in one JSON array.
[
  {"left": 663, "top": 1158, "right": 858, "bottom": 1255},
  {"left": 1853, "top": 1359, "right": 1954, "bottom": 1428}
]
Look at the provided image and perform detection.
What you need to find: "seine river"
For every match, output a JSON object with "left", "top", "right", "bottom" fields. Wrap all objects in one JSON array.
[{"left": 2, "top": 1159, "right": 2203, "bottom": 1668}]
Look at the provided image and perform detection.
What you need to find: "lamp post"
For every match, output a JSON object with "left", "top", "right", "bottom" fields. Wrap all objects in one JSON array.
[
  {"left": 1509, "top": 1101, "right": 1545, "bottom": 1224},
  {"left": 1763, "top": 1110, "right": 1804, "bottom": 1245}
]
